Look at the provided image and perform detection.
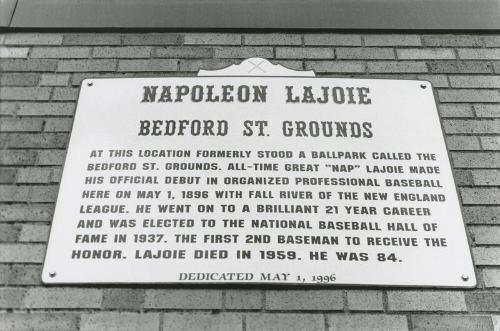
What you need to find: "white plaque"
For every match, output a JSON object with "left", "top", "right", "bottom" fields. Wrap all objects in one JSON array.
[{"left": 43, "top": 58, "right": 476, "bottom": 287}]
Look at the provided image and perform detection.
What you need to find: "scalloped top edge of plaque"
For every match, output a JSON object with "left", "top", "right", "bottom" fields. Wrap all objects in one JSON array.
[{"left": 198, "top": 58, "right": 315, "bottom": 77}]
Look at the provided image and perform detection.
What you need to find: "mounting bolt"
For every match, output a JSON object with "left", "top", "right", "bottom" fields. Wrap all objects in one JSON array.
[
  {"left": 420, "top": 84, "right": 427, "bottom": 89},
  {"left": 49, "top": 271, "right": 56, "bottom": 278},
  {"left": 87, "top": 81, "right": 93, "bottom": 87},
  {"left": 461, "top": 274, "right": 469, "bottom": 281}
]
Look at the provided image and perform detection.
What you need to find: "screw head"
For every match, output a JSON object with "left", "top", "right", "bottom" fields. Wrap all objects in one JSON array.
[
  {"left": 461, "top": 274, "right": 469, "bottom": 281},
  {"left": 49, "top": 271, "right": 56, "bottom": 278},
  {"left": 420, "top": 84, "right": 427, "bottom": 89},
  {"left": 87, "top": 81, "right": 93, "bottom": 87}
]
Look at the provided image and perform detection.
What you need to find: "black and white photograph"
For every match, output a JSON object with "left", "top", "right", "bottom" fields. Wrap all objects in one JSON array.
[{"left": 0, "top": 0, "right": 499, "bottom": 330}]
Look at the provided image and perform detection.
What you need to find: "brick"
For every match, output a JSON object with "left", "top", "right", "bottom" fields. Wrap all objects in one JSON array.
[
  {"left": 368, "top": 61, "right": 428, "bottom": 73},
  {"left": 417, "top": 74, "right": 449, "bottom": 87},
  {"left": 485, "top": 36, "right": 500, "bottom": 47},
  {"left": 44, "top": 118, "right": 74, "bottom": 132},
  {"left": 461, "top": 188, "right": 500, "bottom": 204},
  {"left": 81, "top": 312, "right": 160, "bottom": 331},
  {"left": 122, "top": 33, "right": 179, "bottom": 45},
  {"left": 29, "top": 185, "right": 59, "bottom": 203},
  {"left": 0, "top": 59, "right": 58, "bottom": 71},
  {"left": 454, "top": 169, "right": 473, "bottom": 186},
  {"left": 439, "top": 90, "right": 500, "bottom": 103},
  {"left": 411, "top": 315, "right": 493, "bottom": 331},
  {"left": 0, "top": 204, "right": 53, "bottom": 222},
  {"left": 446, "top": 136, "right": 480, "bottom": 150},
  {"left": 180, "top": 59, "right": 237, "bottom": 72},
  {"left": 246, "top": 313, "right": 323, "bottom": 331},
  {"left": 70, "top": 72, "right": 143, "bottom": 85},
  {"left": 472, "top": 169, "right": 500, "bottom": 185},
  {"left": 365, "top": 73, "right": 418, "bottom": 80},
  {"left": 0, "top": 224, "right": 21, "bottom": 242},
  {"left": 0, "top": 244, "right": 45, "bottom": 262},
  {"left": 347, "top": 290, "right": 383, "bottom": 311},
  {"left": 50, "top": 168, "right": 63, "bottom": 183},
  {"left": 0, "top": 47, "right": 29, "bottom": 58},
  {"left": 0, "top": 87, "right": 52, "bottom": 101},
  {"left": 478, "top": 135, "right": 500, "bottom": 151},
  {"left": 306, "top": 61, "right": 365, "bottom": 73},
  {"left": 276, "top": 47, "right": 334, "bottom": 59},
  {"left": 470, "top": 226, "right": 500, "bottom": 244},
  {"left": 272, "top": 60, "right": 303, "bottom": 71},
  {"left": 453, "top": 169, "right": 473, "bottom": 186},
  {"left": 0, "top": 118, "right": 44, "bottom": 131},
  {"left": 450, "top": 75, "right": 500, "bottom": 88},
  {"left": 224, "top": 289, "right": 262, "bottom": 309},
  {"left": 4, "top": 133, "right": 68, "bottom": 149},
  {"left": 19, "top": 224, "right": 50, "bottom": 242},
  {"left": 40, "top": 73, "right": 70, "bottom": 86},
  {"left": 494, "top": 315, "right": 500, "bottom": 331},
  {"left": 144, "top": 289, "right": 222, "bottom": 309},
  {"left": 52, "top": 87, "right": 79, "bottom": 101},
  {"left": 0, "top": 102, "right": 18, "bottom": 115},
  {"left": 63, "top": 33, "right": 121, "bottom": 45},
  {"left": 0, "top": 134, "right": 8, "bottom": 148},
  {"left": 336, "top": 47, "right": 395, "bottom": 59},
  {"left": 245, "top": 34, "right": 301, "bottom": 45},
  {"left": 364, "top": 34, "right": 421, "bottom": 46},
  {"left": 0, "top": 288, "right": 26, "bottom": 308},
  {"left": 475, "top": 104, "right": 500, "bottom": 118},
  {"left": 0, "top": 265, "right": 9, "bottom": 284},
  {"left": 25, "top": 288, "right": 102, "bottom": 308},
  {"left": 493, "top": 61, "right": 500, "bottom": 74},
  {"left": 37, "top": 150, "right": 67, "bottom": 165},
  {"left": 387, "top": 291, "right": 466, "bottom": 311},
  {"left": 0, "top": 185, "right": 29, "bottom": 202},
  {"left": 463, "top": 207, "right": 500, "bottom": 224},
  {"left": 31, "top": 47, "right": 90, "bottom": 58},
  {"left": 0, "top": 168, "right": 16, "bottom": 183},
  {"left": 163, "top": 313, "right": 242, "bottom": 331},
  {"left": 397, "top": 48, "right": 455, "bottom": 59},
  {"left": 93, "top": 46, "right": 152, "bottom": 58},
  {"left": 184, "top": 33, "right": 241, "bottom": 45},
  {"left": 423, "top": 35, "right": 484, "bottom": 47},
  {"left": 0, "top": 313, "right": 78, "bottom": 331},
  {"left": 215, "top": 47, "right": 273, "bottom": 58},
  {"left": 466, "top": 292, "right": 500, "bottom": 311},
  {"left": 4, "top": 33, "right": 63, "bottom": 45},
  {"left": 452, "top": 152, "right": 500, "bottom": 168},
  {"left": 266, "top": 290, "right": 343, "bottom": 310},
  {"left": 305, "top": 34, "right": 362, "bottom": 46},
  {"left": 118, "top": 59, "right": 177, "bottom": 72},
  {"left": 153, "top": 46, "right": 213, "bottom": 58},
  {"left": 17, "top": 102, "right": 75, "bottom": 116},
  {"left": 473, "top": 247, "right": 500, "bottom": 265},
  {"left": 102, "top": 289, "right": 145, "bottom": 309},
  {"left": 459, "top": 48, "right": 500, "bottom": 60},
  {"left": 9, "top": 264, "right": 43, "bottom": 285},
  {"left": 428, "top": 61, "right": 493, "bottom": 74},
  {"left": 444, "top": 119, "right": 500, "bottom": 134},
  {"left": 0, "top": 73, "right": 40, "bottom": 86},
  {"left": 328, "top": 314, "right": 408, "bottom": 331},
  {"left": 57, "top": 59, "right": 117, "bottom": 72},
  {"left": 438, "top": 104, "right": 474, "bottom": 118},
  {"left": 483, "top": 269, "right": 500, "bottom": 287},
  {"left": 481, "top": 137, "right": 500, "bottom": 150}
]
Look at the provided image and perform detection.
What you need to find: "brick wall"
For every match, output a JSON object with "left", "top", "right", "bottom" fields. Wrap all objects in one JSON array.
[{"left": 0, "top": 32, "right": 499, "bottom": 331}]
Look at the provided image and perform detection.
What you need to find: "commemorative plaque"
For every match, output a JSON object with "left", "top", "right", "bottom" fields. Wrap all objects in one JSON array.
[{"left": 42, "top": 58, "right": 476, "bottom": 287}]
